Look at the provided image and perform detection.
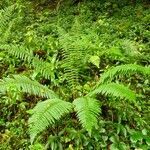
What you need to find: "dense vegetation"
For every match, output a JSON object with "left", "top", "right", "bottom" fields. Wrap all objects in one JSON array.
[{"left": 0, "top": 0, "right": 150, "bottom": 149}]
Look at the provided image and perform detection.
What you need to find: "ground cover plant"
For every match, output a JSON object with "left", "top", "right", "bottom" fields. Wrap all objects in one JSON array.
[{"left": 0, "top": 0, "right": 150, "bottom": 149}]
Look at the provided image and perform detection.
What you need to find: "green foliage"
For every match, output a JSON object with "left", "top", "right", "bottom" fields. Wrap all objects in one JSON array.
[
  {"left": 99, "top": 64, "right": 150, "bottom": 84},
  {"left": 0, "top": 75, "right": 57, "bottom": 99},
  {"left": 89, "top": 83, "right": 136, "bottom": 102},
  {"left": 0, "top": 44, "right": 54, "bottom": 80},
  {"left": 73, "top": 97, "right": 100, "bottom": 132},
  {"left": 29, "top": 99, "right": 72, "bottom": 143},
  {"left": 0, "top": 72, "right": 138, "bottom": 143},
  {"left": 58, "top": 28, "right": 99, "bottom": 89},
  {"left": 0, "top": 4, "right": 25, "bottom": 43},
  {"left": 0, "top": 0, "right": 150, "bottom": 149},
  {"left": 0, "top": 44, "right": 33, "bottom": 62}
]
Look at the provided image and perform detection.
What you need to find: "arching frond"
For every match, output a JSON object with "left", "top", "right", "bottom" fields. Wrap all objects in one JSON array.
[
  {"left": 0, "top": 4, "right": 22, "bottom": 43},
  {"left": 0, "top": 44, "right": 53, "bottom": 79},
  {"left": 0, "top": 4, "right": 16, "bottom": 31},
  {"left": 0, "top": 44, "right": 33, "bottom": 62},
  {"left": 99, "top": 64, "right": 150, "bottom": 84},
  {"left": 89, "top": 83, "right": 136, "bottom": 102},
  {"left": 0, "top": 75, "right": 57, "bottom": 99},
  {"left": 73, "top": 97, "right": 100, "bottom": 132},
  {"left": 29, "top": 99, "right": 72, "bottom": 143}
]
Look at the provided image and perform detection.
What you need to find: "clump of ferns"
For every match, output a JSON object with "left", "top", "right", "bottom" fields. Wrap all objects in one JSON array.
[
  {"left": 1, "top": 40, "right": 97, "bottom": 95},
  {"left": 0, "top": 64, "right": 149, "bottom": 143}
]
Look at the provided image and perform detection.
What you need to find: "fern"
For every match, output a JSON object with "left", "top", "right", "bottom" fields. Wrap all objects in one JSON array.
[
  {"left": 32, "top": 57, "right": 53, "bottom": 80},
  {"left": 0, "top": 44, "right": 33, "bottom": 62},
  {"left": 0, "top": 75, "right": 58, "bottom": 99},
  {"left": 29, "top": 99, "right": 72, "bottom": 143},
  {"left": 0, "top": 65, "right": 141, "bottom": 143},
  {"left": 99, "top": 64, "right": 150, "bottom": 84},
  {"left": 0, "top": 4, "right": 16, "bottom": 32},
  {"left": 0, "top": 4, "right": 22, "bottom": 43},
  {"left": 58, "top": 25, "right": 98, "bottom": 89},
  {"left": 0, "top": 74, "right": 137, "bottom": 143},
  {"left": 0, "top": 44, "right": 53, "bottom": 79},
  {"left": 88, "top": 83, "right": 136, "bottom": 102},
  {"left": 73, "top": 97, "right": 100, "bottom": 132},
  {"left": 60, "top": 45, "right": 87, "bottom": 89}
]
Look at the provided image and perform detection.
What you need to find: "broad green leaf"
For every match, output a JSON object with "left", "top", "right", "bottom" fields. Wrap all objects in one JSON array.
[
  {"left": 142, "top": 129, "right": 147, "bottom": 135},
  {"left": 118, "top": 142, "right": 127, "bottom": 150},
  {"left": 146, "top": 137, "right": 150, "bottom": 146},
  {"left": 110, "top": 143, "right": 119, "bottom": 150},
  {"left": 110, "top": 135, "right": 119, "bottom": 143},
  {"left": 89, "top": 55, "right": 100, "bottom": 68},
  {"left": 130, "top": 132, "right": 143, "bottom": 143}
]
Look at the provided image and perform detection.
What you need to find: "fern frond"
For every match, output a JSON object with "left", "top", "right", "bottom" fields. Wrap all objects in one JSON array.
[
  {"left": 0, "top": 75, "right": 57, "bottom": 99},
  {"left": 29, "top": 99, "right": 72, "bottom": 143},
  {"left": 0, "top": 44, "right": 53, "bottom": 79},
  {"left": 59, "top": 30, "right": 94, "bottom": 89},
  {"left": 60, "top": 47, "right": 85, "bottom": 89},
  {"left": 0, "top": 4, "right": 16, "bottom": 31},
  {"left": 0, "top": 44, "right": 33, "bottom": 62},
  {"left": 88, "top": 83, "right": 136, "bottom": 102},
  {"left": 99, "top": 64, "right": 150, "bottom": 84},
  {"left": 73, "top": 97, "right": 100, "bottom": 132},
  {"left": 32, "top": 57, "right": 52, "bottom": 80},
  {"left": 0, "top": 4, "right": 21, "bottom": 42}
]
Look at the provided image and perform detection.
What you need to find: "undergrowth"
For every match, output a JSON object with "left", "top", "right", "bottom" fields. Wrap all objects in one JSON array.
[{"left": 0, "top": 0, "right": 150, "bottom": 149}]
